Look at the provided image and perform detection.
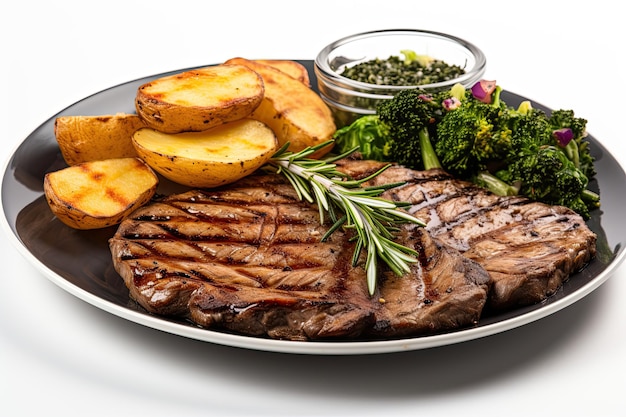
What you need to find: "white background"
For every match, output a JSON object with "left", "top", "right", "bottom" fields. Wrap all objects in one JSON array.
[{"left": 1, "top": 1, "right": 625, "bottom": 416}]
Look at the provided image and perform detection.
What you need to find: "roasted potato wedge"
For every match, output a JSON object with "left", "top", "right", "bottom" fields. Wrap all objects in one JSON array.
[
  {"left": 135, "top": 64, "right": 264, "bottom": 133},
  {"left": 255, "top": 59, "right": 310, "bottom": 86},
  {"left": 224, "top": 57, "right": 336, "bottom": 158},
  {"left": 44, "top": 157, "right": 159, "bottom": 230},
  {"left": 132, "top": 118, "right": 278, "bottom": 188},
  {"left": 54, "top": 113, "right": 144, "bottom": 166}
]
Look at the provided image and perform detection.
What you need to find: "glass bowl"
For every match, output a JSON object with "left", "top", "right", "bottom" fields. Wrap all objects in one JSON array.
[{"left": 314, "top": 29, "right": 487, "bottom": 126}]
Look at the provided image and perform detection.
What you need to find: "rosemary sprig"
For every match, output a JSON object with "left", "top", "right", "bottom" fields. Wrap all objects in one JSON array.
[{"left": 264, "top": 140, "right": 425, "bottom": 295}]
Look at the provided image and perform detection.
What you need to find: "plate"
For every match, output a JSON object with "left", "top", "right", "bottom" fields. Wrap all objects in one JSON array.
[{"left": 2, "top": 61, "right": 625, "bottom": 355}]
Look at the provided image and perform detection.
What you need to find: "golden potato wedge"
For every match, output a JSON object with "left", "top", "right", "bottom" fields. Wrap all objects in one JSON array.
[
  {"left": 54, "top": 113, "right": 145, "bottom": 166},
  {"left": 224, "top": 57, "right": 336, "bottom": 158},
  {"left": 132, "top": 118, "right": 278, "bottom": 188},
  {"left": 254, "top": 59, "right": 311, "bottom": 86},
  {"left": 135, "top": 64, "right": 264, "bottom": 134},
  {"left": 44, "top": 158, "right": 159, "bottom": 230}
]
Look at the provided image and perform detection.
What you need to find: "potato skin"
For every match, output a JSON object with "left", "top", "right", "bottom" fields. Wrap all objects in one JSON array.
[
  {"left": 44, "top": 158, "right": 159, "bottom": 230},
  {"left": 132, "top": 118, "right": 278, "bottom": 188},
  {"left": 224, "top": 58, "right": 336, "bottom": 158},
  {"left": 54, "top": 113, "right": 144, "bottom": 165},
  {"left": 254, "top": 59, "right": 311, "bottom": 86},
  {"left": 135, "top": 64, "right": 264, "bottom": 133}
]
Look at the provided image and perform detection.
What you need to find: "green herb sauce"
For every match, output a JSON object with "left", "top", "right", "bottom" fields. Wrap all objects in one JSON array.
[{"left": 341, "top": 53, "right": 466, "bottom": 86}]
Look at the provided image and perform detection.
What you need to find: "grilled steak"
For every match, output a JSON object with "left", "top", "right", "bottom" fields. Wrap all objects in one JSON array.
[
  {"left": 109, "top": 172, "right": 491, "bottom": 341},
  {"left": 336, "top": 158, "right": 598, "bottom": 311}
]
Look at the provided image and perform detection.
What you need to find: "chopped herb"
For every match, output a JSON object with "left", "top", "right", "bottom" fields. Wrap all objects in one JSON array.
[{"left": 341, "top": 50, "right": 466, "bottom": 86}]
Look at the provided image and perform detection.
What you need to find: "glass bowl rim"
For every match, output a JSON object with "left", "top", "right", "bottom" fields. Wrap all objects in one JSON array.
[{"left": 314, "top": 28, "right": 487, "bottom": 92}]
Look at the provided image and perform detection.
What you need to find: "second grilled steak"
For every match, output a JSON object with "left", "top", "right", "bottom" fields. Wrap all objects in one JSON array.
[{"left": 337, "top": 158, "right": 598, "bottom": 311}]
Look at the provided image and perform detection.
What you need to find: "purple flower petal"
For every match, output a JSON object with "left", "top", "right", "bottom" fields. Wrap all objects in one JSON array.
[
  {"left": 471, "top": 80, "right": 497, "bottom": 104},
  {"left": 553, "top": 128, "right": 574, "bottom": 147},
  {"left": 443, "top": 97, "right": 461, "bottom": 111}
]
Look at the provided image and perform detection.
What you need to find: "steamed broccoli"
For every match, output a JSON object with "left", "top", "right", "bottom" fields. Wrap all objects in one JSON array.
[
  {"left": 330, "top": 80, "right": 600, "bottom": 219},
  {"left": 548, "top": 109, "right": 595, "bottom": 179},
  {"left": 331, "top": 114, "right": 391, "bottom": 161},
  {"left": 433, "top": 85, "right": 510, "bottom": 177},
  {"left": 495, "top": 104, "right": 599, "bottom": 218},
  {"left": 375, "top": 87, "right": 455, "bottom": 168},
  {"left": 431, "top": 85, "right": 599, "bottom": 218},
  {"left": 502, "top": 145, "right": 597, "bottom": 218},
  {"left": 333, "top": 85, "right": 463, "bottom": 169}
]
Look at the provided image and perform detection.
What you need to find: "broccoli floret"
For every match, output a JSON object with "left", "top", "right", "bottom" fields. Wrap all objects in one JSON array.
[
  {"left": 506, "top": 104, "right": 553, "bottom": 150},
  {"left": 497, "top": 103, "right": 599, "bottom": 218},
  {"left": 333, "top": 86, "right": 459, "bottom": 169},
  {"left": 511, "top": 146, "right": 586, "bottom": 199},
  {"left": 504, "top": 144, "right": 598, "bottom": 218},
  {"left": 549, "top": 109, "right": 587, "bottom": 141},
  {"left": 434, "top": 86, "right": 511, "bottom": 177},
  {"left": 332, "top": 115, "right": 391, "bottom": 161},
  {"left": 548, "top": 109, "right": 595, "bottom": 179},
  {"left": 376, "top": 87, "right": 455, "bottom": 169}
]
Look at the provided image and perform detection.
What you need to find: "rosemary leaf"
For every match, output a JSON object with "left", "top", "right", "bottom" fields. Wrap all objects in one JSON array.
[
  {"left": 366, "top": 242, "right": 378, "bottom": 295},
  {"left": 266, "top": 140, "right": 424, "bottom": 295}
]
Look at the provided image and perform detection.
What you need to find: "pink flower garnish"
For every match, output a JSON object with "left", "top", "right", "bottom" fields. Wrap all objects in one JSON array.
[
  {"left": 471, "top": 80, "right": 497, "bottom": 104},
  {"left": 443, "top": 97, "right": 461, "bottom": 111},
  {"left": 418, "top": 94, "right": 434, "bottom": 102}
]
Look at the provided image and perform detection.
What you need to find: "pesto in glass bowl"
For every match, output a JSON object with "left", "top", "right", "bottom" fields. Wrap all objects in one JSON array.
[{"left": 315, "top": 29, "right": 487, "bottom": 127}]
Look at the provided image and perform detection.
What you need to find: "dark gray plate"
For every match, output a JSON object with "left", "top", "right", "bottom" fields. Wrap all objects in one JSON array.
[{"left": 2, "top": 61, "right": 625, "bottom": 354}]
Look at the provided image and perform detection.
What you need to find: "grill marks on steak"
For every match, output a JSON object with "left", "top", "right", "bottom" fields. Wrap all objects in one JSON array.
[
  {"left": 336, "top": 159, "right": 598, "bottom": 310},
  {"left": 373, "top": 228, "right": 492, "bottom": 337},
  {"left": 109, "top": 158, "right": 596, "bottom": 341},
  {"left": 109, "top": 173, "right": 491, "bottom": 341}
]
